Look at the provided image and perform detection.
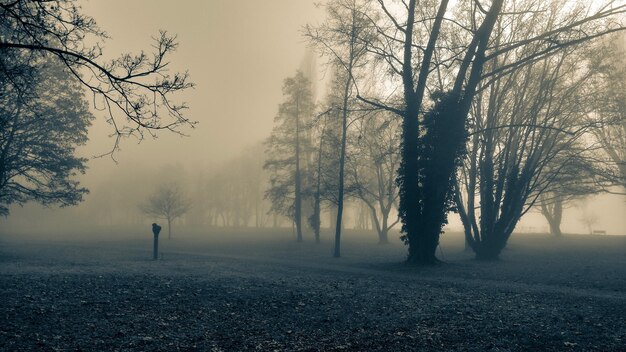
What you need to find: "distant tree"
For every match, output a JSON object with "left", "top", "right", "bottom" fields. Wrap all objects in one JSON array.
[
  {"left": 0, "top": 56, "right": 93, "bottom": 216},
  {"left": 307, "top": 70, "right": 360, "bottom": 244},
  {"left": 264, "top": 71, "right": 315, "bottom": 242},
  {"left": 535, "top": 34, "right": 626, "bottom": 237},
  {"left": 539, "top": 195, "right": 564, "bottom": 237},
  {"left": 587, "top": 35, "right": 626, "bottom": 192},
  {"left": 238, "top": 144, "right": 269, "bottom": 228},
  {"left": 307, "top": 70, "right": 354, "bottom": 242},
  {"left": 309, "top": 128, "right": 325, "bottom": 243},
  {"left": 186, "top": 168, "right": 210, "bottom": 227},
  {"left": 211, "top": 147, "right": 267, "bottom": 228},
  {"left": 308, "top": 108, "right": 335, "bottom": 243},
  {"left": 537, "top": 153, "right": 600, "bottom": 237},
  {"left": 305, "top": 0, "right": 371, "bottom": 257},
  {"left": 348, "top": 111, "right": 401, "bottom": 244},
  {"left": 578, "top": 204, "right": 600, "bottom": 235},
  {"left": 0, "top": 0, "right": 194, "bottom": 153},
  {"left": 141, "top": 183, "right": 191, "bottom": 239}
]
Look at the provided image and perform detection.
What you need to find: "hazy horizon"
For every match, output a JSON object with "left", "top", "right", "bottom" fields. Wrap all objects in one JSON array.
[{"left": 0, "top": 0, "right": 624, "bottom": 238}]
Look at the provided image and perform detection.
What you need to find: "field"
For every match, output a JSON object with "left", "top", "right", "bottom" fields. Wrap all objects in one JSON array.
[{"left": 0, "top": 230, "right": 625, "bottom": 351}]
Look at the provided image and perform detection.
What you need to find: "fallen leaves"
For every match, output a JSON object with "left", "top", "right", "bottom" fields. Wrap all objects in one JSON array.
[{"left": 0, "top": 241, "right": 624, "bottom": 351}]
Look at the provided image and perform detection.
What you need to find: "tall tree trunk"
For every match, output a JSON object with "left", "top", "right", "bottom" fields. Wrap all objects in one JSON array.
[
  {"left": 475, "top": 191, "right": 525, "bottom": 260},
  {"left": 294, "top": 97, "right": 303, "bottom": 242},
  {"left": 167, "top": 217, "right": 172, "bottom": 240},
  {"left": 379, "top": 230, "right": 389, "bottom": 244},
  {"left": 553, "top": 199, "right": 563, "bottom": 237},
  {"left": 334, "top": 9, "right": 358, "bottom": 258},
  {"left": 406, "top": 0, "right": 503, "bottom": 264},
  {"left": 312, "top": 194, "right": 321, "bottom": 244},
  {"left": 334, "top": 71, "right": 351, "bottom": 258},
  {"left": 540, "top": 196, "right": 563, "bottom": 237},
  {"left": 368, "top": 205, "right": 385, "bottom": 244},
  {"left": 549, "top": 217, "right": 563, "bottom": 237},
  {"left": 417, "top": 96, "right": 465, "bottom": 263},
  {"left": 312, "top": 124, "right": 325, "bottom": 244},
  {"left": 379, "top": 208, "right": 390, "bottom": 244},
  {"left": 475, "top": 223, "right": 515, "bottom": 261},
  {"left": 400, "top": 100, "right": 423, "bottom": 261},
  {"left": 398, "top": 0, "right": 449, "bottom": 265},
  {"left": 454, "top": 182, "right": 476, "bottom": 253},
  {"left": 153, "top": 233, "right": 159, "bottom": 260}
]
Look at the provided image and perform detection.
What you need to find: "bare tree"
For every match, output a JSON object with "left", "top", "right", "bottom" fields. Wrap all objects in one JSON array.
[
  {"left": 0, "top": 0, "right": 194, "bottom": 155},
  {"left": 308, "top": 107, "right": 337, "bottom": 243},
  {"left": 587, "top": 34, "right": 626, "bottom": 192},
  {"left": 309, "top": 120, "right": 326, "bottom": 243},
  {"left": 322, "top": 0, "right": 626, "bottom": 264},
  {"left": 314, "top": 0, "right": 504, "bottom": 263},
  {"left": 348, "top": 111, "right": 401, "bottom": 244},
  {"left": 537, "top": 152, "right": 601, "bottom": 237},
  {"left": 578, "top": 202, "right": 600, "bottom": 235},
  {"left": 539, "top": 194, "right": 565, "bottom": 237},
  {"left": 306, "top": 0, "right": 372, "bottom": 257},
  {"left": 141, "top": 183, "right": 191, "bottom": 239},
  {"left": 454, "top": 28, "right": 602, "bottom": 259}
]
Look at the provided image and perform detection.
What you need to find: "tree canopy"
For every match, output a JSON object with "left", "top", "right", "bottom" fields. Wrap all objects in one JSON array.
[{"left": 0, "top": 56, "right": 92, "bottom": 216}]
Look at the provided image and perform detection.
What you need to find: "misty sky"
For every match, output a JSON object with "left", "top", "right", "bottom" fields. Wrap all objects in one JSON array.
[
  {"left": 77, "top": 0, "right": 624, "bottom": 235},
  {"left": 80, "top": 0, "right": 325, "bottom": 168},
  {"left": 1, "top": 0, "right": 624, "bottom": 235}
]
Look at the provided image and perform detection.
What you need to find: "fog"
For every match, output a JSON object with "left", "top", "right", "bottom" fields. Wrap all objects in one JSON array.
[
  {"left": 2, "top": 1, "right": 626, "bottom": 350},
  {"left": 1, "top": 0, "right": 328, "bottom": 237},
  {"left": 76, "top": 0, "right": 325, "bottom": 164},
  {"left": 1, "top": 0, "right": 624, "bottom": 240}
]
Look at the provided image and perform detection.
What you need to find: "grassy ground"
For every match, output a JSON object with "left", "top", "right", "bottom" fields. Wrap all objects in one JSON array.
[{"left": 0, "top": 230, "right": 624, "bottom": 351}]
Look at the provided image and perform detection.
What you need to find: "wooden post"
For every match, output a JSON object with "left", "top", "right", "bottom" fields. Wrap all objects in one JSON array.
[
  {"left": 153, "top": 233, "right": 159, "bottom": 260},
  {"left": 151, "top": 223, "right": 162, "bottom": 260}
]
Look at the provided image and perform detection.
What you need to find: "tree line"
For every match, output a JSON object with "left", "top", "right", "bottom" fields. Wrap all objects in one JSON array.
[
  {"left": 264, "top": 0, "right": 626, "bottom": 263},
  {"left": 1, "top": 1, "right": 625, "bottom": 266}
]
